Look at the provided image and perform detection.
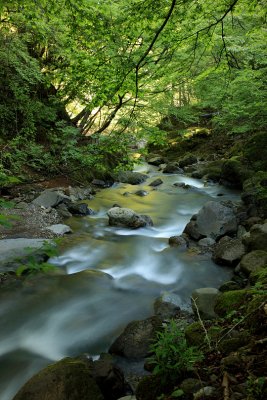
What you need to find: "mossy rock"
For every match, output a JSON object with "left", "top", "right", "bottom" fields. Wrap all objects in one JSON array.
[
  {"left": 249, "top": 268, "right": 267, "bottom": 287},
  {"left": 136, "top": 375, "right": 169, "bottom": 400},
  {"left": 214, "top": 289, "right": 249, "bottom": 317},
  {"left": 217, "top": 330, "right": 250, "bottom": 354},
  {"left": 221, "top": 158, "right": 252, "bottom": 189},
  {"left": 244, "top": 293, "right": 267, "bottom": 333},
  {"left": 185, "top": 322, "right": 206, "bottom": 347},
  {"left": 13, "top": 357, "right": 104, "bottom": 400},
  {"left": 239, "top": 250, "right": 267, "bottom": 276},
  {"left": 242, "top": 172, "right": 267, "bottom": 218}
]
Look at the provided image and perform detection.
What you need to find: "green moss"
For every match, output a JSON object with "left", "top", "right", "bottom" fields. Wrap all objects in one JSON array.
[
  {"left": 242, "top": 172, "right": 267, "bottom": 218},
  {"left": 214, "top": 289, "right": 249, "bottom": 317},
  {"left": 185, "top": 322, "right": 206, "bottom": 347},
  {"left": 217, "top": 331, "right": 250, "bottom": 354}
]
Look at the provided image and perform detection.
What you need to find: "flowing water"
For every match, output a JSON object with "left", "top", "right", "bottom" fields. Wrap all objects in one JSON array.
[{"left": 0, "top": 164, "right": 240, "bottom": 400}]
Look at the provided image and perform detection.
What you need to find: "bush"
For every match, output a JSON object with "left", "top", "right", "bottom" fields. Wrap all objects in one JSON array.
[{"left": 148, "top": 320, "right": 203, "bottom": 384}]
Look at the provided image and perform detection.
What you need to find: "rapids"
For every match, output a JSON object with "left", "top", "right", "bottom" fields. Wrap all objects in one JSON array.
[{"left": 0, "top": 164, "right": 240, "bottom": 400}]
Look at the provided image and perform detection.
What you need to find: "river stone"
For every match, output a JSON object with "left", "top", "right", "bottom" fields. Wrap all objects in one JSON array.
[
  {"left": 178, "top": 154, "right": 197, "bottom": 168},
  {"left": 212, "top": 237, "right": 246, "bottom": 266},
  {"left": 239, "top": 250, "right": 267, "bottom": 275},
  {"left": 198, "top": 238, "right": 216, "bottom": 247},
  {"left": 45, "top": 224, "right": 72, "bottom": 235},
  {"left": 168, "top": 235, "right": 188, "bottom": 248},
  {"left": 67, "top": 202, "right": 95, "bottom": 216},
  {"left": 148, "top": 178, "right": 163, "bottom": 187},
  {"left": 107, "top": 207, "right": 153, "bottom": 228},
  {"left": 0, "top": 238, "right": 50, "bottom": 265},
  {"left": 185, "top": 201, "right": 238, "bottom": 240},
  {"left": 32, "top": 189, "right": 68, "bottom": 208},
  {"left": 154, "top": 292, "right": 181, "bottom": 319},
  {"left": 12, "top": 357, "right": 104, "bottom": 400},
  {"left": 109, "top": 316, "right": 162, "bottom": 359},
  {"left": 67, "top": 186, "right": 93, "bottom": 201},
  {"left": 135, "top": 190, "right": 148, "bottom": 197},
  {"left": 147, "top": 156, "right": 165, "bottom": 166},
  {"left": 191, "top": 288, "right": 219, "bottom": 320},
  {"left": 113, "top": 171, "right": 148, "bottom": 185},
  {"left": 242, "top": 222, "right": 267, "bottom": 251},
  {"left": 162, "top": 162, "right": 183, "bottom": 174}
]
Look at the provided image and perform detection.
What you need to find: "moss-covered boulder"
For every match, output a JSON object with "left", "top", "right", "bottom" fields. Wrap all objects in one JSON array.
[
  {"left": 12, "top": 357, "right": 104, "bottom": 400},
  {"left": 214, "top": 289, "right": 248, "bottom": 317},
  {"left": 242, "top": 222, "right": 267, "bottom": 251},
  {"left": 239, "top": 250, "right": 267, "bottom": 276},
  {"left": 178, "top": 154, "right": 198, "bottom": 168},
  {"left": 185, "top": 322, "right": 206, "bottom": 347},
  {"left": 217, "top": 330, "right": 250, "bottom": 354},
  {"left": 242, "top": 172, "right": 267, "bottom": 218},
  {"left": 221, "top": 158, "right": 252, "bottom": 189}
]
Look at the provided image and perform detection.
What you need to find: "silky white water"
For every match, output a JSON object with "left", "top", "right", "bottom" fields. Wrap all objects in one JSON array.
[{"left": 0, "top": 164, "right": 240, "bottom": 400}]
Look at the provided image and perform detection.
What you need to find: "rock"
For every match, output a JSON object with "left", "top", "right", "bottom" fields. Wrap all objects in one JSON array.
[
  {"left": 162, "top": 162, "right": 183, "bottom": 174},
  {"left": 91, "top": 354, "right": 126, "bottom": 400},
  {"left": 217, "top": 330, "right": 250, "bottom": 354},
  {"left": 221, "top": 158, "right": 252, "bottom": 189},
  {"left": 212, "top": 237, "right": 246, "bottom": 266},
  {"left": 153, "top": 292, "right": 181, "bottom": 319},
  {"left": 109, "top": 316, "right": 162, "bottom": 359},
  {"left": 173, "top": 182, "right": 191, "bottom": 189},
  {"left": 178, "top": 154, "right": 197, "bottom": 168},
  {"left": 183, "top": 221, "right": 205, "bottom": 241},
  {"left": 67, "top": 186, "right": 93, "bottom": 201},
  {"left": 12, "top": 357, "right": 104, "bottom": 400},
  {"left": 32, "top": 189, "right": 68, "bottom": 208},
  {"left": 193, "top": 386, "right": 216, "bottom": 399},
  {"left": 135, "top": 190, "right": 148, "bottom": 197},
  {"left": 180, "top": 378, "right": 203, "bottom": 394},
  {"left": 113, "top": 171, "right": 148, "bottom": 185},
  {"left": 92, "top": 179, "right": 111, "bottom": 188},
  {"left": 135, "top": 375, "right": 164, "bottom": 400},
  {"left": 184, "top": 201, "right": 238, "bottom": 240},
  {"left": 169, "top": 235, "right": 188, "bottom": 248},
  {"left": 148, "top": 178, "right": 163, "bottom": 187},
  {"left": 214, "top": 289, "right": 248, "bottom": 317},
  {"left": 242, "top": 172, "right": 267, "bottom": 218},
  {"left": 185, "top": 322, "right": 206, "bottom": 347},
  {"left": 242, "top": 222, "right": 267, "bottom": 251},
  {"left": 198, "top": 237, "right": 216, "bottom": 247},
  {"left": 239, "top": 250, "right": 267, "bottom": 275},
  {"left": 107, "top": 207, "right": 153, "bottom": 228},
  {"left": 0, "top": 238, "right": 50, "bottom": 266},
  {"left": 55, "top": 203, "right": 73, "bottom": 218},
  {"left": 147, "top": 156, "right": 165, "bottom": 166},
  {"left": 67, "top": 203, "right": 95, "bottom": 216},
  {"left": 46, "top": 224, "right": 72, "bottom": 235},
  {"left": 191, "top": 288, "right": 219, "bottom": 319}
]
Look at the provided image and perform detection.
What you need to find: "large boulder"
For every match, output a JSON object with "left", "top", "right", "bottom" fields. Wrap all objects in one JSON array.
[
  {"left": 191, "top": 288, "right": 220, "bottom": 320},
  {"left": 242, "top": 222, "right": 267, "bottom": 251},
  {"left": 162, "top": 162, "right": 183, "bottom": 174},
  {"left": 184, "top": 201, "right": 238, "bottom": 240},
  {"left": 67, "top": 186, "right": 93, "bottom": 201},
  {"left": 112, "top": 171, "right": 148, "bottom": 185},
  {"left": 32, "top": 189, "right": 69, "bottom": 208},
  {"left": 107, "top": 207, "right": 153, "bottom": 228},
  {"left": 109, "top": 316, "right": 162, "bottom": 359},
  {"left": 239, "top": 250, "right": 267, "bottom": 275},
  {"left": 212, "top": 237, "right": 246, "bottom": 266},
  {"left": 12, "top": 357, "right": 104, "bottom": 400}
]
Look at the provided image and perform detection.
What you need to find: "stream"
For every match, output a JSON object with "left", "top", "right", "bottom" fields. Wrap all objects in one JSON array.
[{"left": 0, "top": 164, "right": 240, "bottom": 400}]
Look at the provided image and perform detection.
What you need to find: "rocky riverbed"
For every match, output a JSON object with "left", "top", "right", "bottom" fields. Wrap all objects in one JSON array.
[{"left": 0, "top": 154, "right": 266, "bottom": 400}]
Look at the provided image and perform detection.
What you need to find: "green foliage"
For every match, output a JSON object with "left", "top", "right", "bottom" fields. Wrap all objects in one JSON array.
[
  {"left": 16, "top": 260, "right": 56, "bottom": 276},
  {"left": 149, "top": 320, "right": 203, "bottom": 384},
  {"left": 247, "top": 376, "right": 266, "bottom": 400}
]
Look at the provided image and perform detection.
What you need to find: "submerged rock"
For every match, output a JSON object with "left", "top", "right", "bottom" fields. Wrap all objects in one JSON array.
[
  {"left": 107, "top": 207, "right": 153, "bottom": 228},
  {"left": 148, "top": 178, "right": 163, "bottom": 187}
]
